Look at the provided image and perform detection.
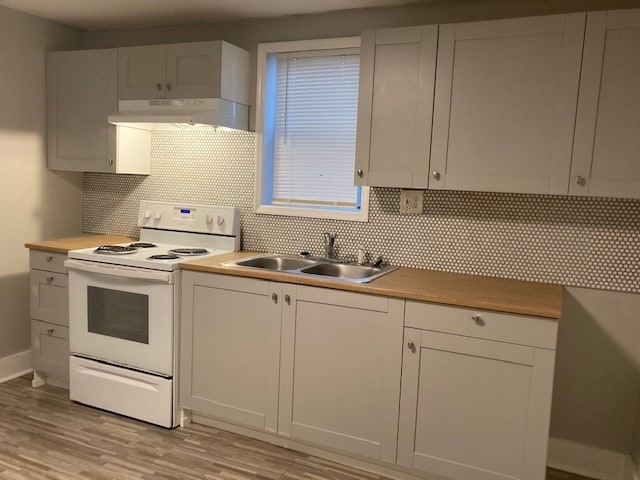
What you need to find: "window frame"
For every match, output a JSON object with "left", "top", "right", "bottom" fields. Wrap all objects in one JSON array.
[{"left": 255, "top": 37, "right": 369, "bottom": 222}]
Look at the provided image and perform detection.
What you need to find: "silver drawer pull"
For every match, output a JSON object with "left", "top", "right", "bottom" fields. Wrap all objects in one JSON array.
[
  {"left": 46, "top": 256, "right": 53, "bottom": 262},
  {"left": 284, "top": 294, "right": 291, "bottom": 305},
  {"left": 471, "top": 314, "right": 485, "bottom": 326},
  {"left": 46, "top": 277, "right": 54, "bottom": 283},
  {"left": 271, "top": 293, "right": 278, "bottom": 303},
  {"left": 407, "top": 341, "right": 416, "bottom": 353},
  {"left": 46, "top": 328, "right": 54, "bottom": 336}
]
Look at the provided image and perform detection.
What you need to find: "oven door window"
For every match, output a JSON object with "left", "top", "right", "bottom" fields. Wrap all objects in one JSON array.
[{"left": 87, "top": 286, "right": 149, "bottom": 344}]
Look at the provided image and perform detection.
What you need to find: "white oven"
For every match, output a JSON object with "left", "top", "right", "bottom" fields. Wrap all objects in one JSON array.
[
  {"left": 65, "top": 201, "right": 241, "bottom": 428},
  {"left": 67, "top": 260, "right": 178, "bottom": 376}
]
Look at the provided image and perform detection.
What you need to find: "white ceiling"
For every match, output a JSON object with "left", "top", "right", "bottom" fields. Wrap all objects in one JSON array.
[{"left": 0, "top": 0, "right": 431, "bottom": 31}]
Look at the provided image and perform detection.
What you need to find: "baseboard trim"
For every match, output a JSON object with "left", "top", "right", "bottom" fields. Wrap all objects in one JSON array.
[
  {"left": 548, "top": 437, "right": 629, "bottom": 480},
  {"left": 0, "top": 350, "right": 32, "bottom": 384}
]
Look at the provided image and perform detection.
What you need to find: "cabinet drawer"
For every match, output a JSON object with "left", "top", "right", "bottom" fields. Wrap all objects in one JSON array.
[
  {"left": 30, "top": 250, "right": 67, "bottom": 273},
  {"left": 30, "top": 270, "right": 68, "bottom": 326},
  {"left": 405, "top": 301, "right": 558, "bottom": 349},
  {"left": 31, "top": 320, "right": 69, "bottom": 380}
]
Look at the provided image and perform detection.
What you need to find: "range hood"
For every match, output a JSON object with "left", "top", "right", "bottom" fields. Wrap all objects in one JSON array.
[{"left": 108, "top": 98, "right": 249, "bottom": 131}]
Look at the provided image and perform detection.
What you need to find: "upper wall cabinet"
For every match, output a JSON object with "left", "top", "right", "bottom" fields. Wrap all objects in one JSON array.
[
  {"left": 118, "top": 41, "right": 250, "bottom": 104},
  {"left": 429, "top": 13, "right": 586, "bottom": 194},
  {"left": 570, "top": 9, "right": 640, "bottom": 199},
  {"left": 355, "top": 26, "right": 437, "bottom": 188},
  {"left": 47, "top": 49, "right": 150, "bottom": 174}
]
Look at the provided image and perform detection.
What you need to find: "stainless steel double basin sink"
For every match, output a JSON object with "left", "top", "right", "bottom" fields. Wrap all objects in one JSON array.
[{"left": 223, "top": 254, "right": 397, "bottom": 284}]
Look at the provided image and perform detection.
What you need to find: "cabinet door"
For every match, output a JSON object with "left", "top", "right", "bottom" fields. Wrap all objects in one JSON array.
[
  {"left": 118, "top": 45, "right": 167, "bottom": 100},
  {"left": 166, "top": 41, "right": 222, "bottom": 99},
  {"left": 355, "top": 26, "right": 437, "bottom": 187},
  {"left": 180, "top": 273, "right": 282, "bottom": 433},
  {"left": 279, "top": 286, "right": 404, "bottom": 462},
  {"left": 47, "top": 49, "right": 118, "bottom": 173},
  {"left": 430, "top": 14, "right": 585, "bottom": 194},
  {"left": 570, "top": 9, "right": 640, "bottom": 198},
  {"left": 398, "top": 328, "right": 556, "bottom": 480},
  {"left": 30, "top": 270, "right": 68, "bottom": 327},
  {"left": 31, "top": 320, "right": 69, "bottom": 380}
]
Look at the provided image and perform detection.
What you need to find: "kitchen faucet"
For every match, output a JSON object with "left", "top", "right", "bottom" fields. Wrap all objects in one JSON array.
[{"left": 323, "top": 232, "right": 337, "bottom": 259}]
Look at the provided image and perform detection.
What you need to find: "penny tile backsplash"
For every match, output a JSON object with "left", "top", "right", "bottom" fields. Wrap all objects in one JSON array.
[{"left": 83, "top": 130, "right": 640, "bottom": 293}]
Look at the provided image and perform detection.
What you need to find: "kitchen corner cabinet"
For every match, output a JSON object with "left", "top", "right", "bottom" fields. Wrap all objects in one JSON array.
[
  {"left": 398, "top": 302, "right": 558, "bottom": 480},
  {"left": 29, "top": 250, "right": 70, "bottom": 388},
  {"left": 278, "top": 286, "right": 404, "bottom": 462},
  {"left": 429, "top": 13, "right": 585, "bottom": 194},
  {"left": 570, "top": 9, "right": 640, "bottom": 199},
  {"left": 118, "top": 41, "right": 250, "bottom": 103},
  {"left": 47, "top": 49, "right": 151, "bottom": 174},
  {"left": 354, "top": 26, "right": 437, "bottom": 188},
  {"left": 180, "top": 272, "right": 282, "bottom": 432}
]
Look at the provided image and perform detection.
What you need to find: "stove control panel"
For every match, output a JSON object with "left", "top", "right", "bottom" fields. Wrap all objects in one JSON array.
[{"left": 137, "top": 201, "right": 240, "bottom": 238}]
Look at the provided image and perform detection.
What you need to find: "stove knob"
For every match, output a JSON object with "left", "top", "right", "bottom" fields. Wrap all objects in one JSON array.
[
  {"left": 217, "top": 215, "right": 225, "bottom": 226},
  {"left": 154, "top": 211, "right": 162, "bottom": 221},
  {"left": 205, "top": 214, "right": 213, "bottom": 224}
]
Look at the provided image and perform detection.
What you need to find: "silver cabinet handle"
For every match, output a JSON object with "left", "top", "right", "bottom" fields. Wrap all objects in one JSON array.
[
  {"left": 156, "top": 83, "right": 162, "bottom": 91},
  {"left": 271, "top": 293, "right": 278, "bottom": 303},
  {"left": 46, "top": 256, "right": 53, "bottom": 262},
  {"left": 166, "top": 83, "right": 172, "bottom": 91},
  {"left": 432, "top": 171, "right": 441, "bottom": 180},
  {"left": 46, "top": 328, "right": 54, "bottom": 336},
  {"left": 284, "top": 294, "right": 291, "bottom": 305},
  {"left": 407, "top": 341, "right": 416, "bottom": 353},
  {"left": 575, "top": 175, "right": 586, "bottom": 186},
  {"left": 107, "top": 157, "right": 113, "bottom": 166},
  {"left": 471, "top": 314, "right": 485, "bottom": 326},
  {"left": 356, "top": 169, "right": 363, "bottom": 178},
  {"left": 46, "top": 277, "right": 54, "bottom": 283}
]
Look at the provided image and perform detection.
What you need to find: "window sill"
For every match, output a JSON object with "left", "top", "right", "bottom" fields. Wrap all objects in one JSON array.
[{"left": 255, "top": 204, "right": 369, "bottom": 222}]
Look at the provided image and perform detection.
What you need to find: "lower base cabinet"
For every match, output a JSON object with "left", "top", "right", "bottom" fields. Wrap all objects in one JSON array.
[{"left": 181, "top": 272, "right": 558, "bottom": 480}]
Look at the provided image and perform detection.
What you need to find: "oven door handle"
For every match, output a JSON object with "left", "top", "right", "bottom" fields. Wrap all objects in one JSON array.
[{"left": 64, "top": 259, "right": 173, "bottom": 283}]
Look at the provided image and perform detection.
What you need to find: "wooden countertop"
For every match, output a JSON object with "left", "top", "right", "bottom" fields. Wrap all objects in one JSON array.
[
  {"left": 181, "top": 252, "right": 563, "bottom": 319},
  {"left": 25, "top": 235, "right": 136, "bottom": 253}
]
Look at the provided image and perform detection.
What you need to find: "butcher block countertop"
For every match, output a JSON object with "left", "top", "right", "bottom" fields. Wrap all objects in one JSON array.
[
  {"left": 181, "top": 251, "right": 563, "bottom": 319},
  {"left": 25, "top": 235, "right": 136, "bottom": 253}
]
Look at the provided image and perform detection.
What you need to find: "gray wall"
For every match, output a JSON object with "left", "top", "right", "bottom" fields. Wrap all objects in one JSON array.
[{"left": 0, "top": 5, "right": 83, "bottom": 359}]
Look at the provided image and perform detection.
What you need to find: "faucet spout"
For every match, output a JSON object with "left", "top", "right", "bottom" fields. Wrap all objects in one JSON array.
[{"left": 323, "top": 232, "right": 337, "bottom": 258}]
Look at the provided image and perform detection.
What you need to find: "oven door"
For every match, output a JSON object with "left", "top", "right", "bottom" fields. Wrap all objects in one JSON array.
[{"left": 66, "top": 259, "right": 176, "bottom": 376}]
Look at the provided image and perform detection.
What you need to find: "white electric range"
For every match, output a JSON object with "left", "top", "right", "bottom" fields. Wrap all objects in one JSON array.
[{"left": 65, "top": 201, "right": 241, "bottom": 428}]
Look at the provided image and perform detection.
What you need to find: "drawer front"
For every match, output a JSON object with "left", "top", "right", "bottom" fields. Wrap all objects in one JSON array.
[
  {"left": 405, "top": 301, "right": 558, "bottom": 349},
  {"left": 30, "top": 250, "right": 67, "bottom": 273},
  {"left": 31, "top": 320, "right": 69, "bottom": 380},
  {"left": 30, "top": 270, "right": 68, "bottom": 326}
]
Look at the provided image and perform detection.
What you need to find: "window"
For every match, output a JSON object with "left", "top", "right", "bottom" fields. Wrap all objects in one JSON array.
[{"left": 256, "top": 38, "right": 369, "bottom": 221}]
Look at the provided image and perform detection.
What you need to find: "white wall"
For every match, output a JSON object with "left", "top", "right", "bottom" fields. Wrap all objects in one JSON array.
[{"left": 0, "top": 5, "right": 83, "bottom": 358}]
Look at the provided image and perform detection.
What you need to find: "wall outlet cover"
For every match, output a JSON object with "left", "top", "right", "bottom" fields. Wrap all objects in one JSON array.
[{"left": 400, "top": 189, "right": 424, "bottom": 214}]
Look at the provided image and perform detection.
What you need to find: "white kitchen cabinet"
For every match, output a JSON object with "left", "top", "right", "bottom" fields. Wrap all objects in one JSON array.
[
  {"left": 47, "top": 49, "right": 151, "bottom": 174},
  {"left": 278, "top": 286, "right": 404, "bottom": 462},
  {"left": 118, "top": 41, "right": 250, "bottom": 103},
  {"left": 29, "top": 250, "right": 70, "bottom": 388},
  {"left": 354, "top": 26, "right": 437, "bottom": 188},
  {"left": 570, "top": 9, "right": 640, "bottom": 198},
  {"left": 429, "top": 13, "right": 585, "bottom": 194},
  {"left": 180, "top": 272, "right": 282, "bottom": 432},
  {"left": 398, "top": 301, "right": 558, "bottom": 480}
]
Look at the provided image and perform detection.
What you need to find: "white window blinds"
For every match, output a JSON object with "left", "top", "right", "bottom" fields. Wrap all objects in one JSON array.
[{"left": 271, "top": 51, "right": 360, "bottom": 209}]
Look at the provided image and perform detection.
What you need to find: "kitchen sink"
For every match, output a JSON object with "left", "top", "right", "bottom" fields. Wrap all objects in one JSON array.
[
  {"left": 223, "top": 254, "right": 397, "bottom": 283},
  {"left": 233, "top": 255, "right": 316, "bottom": 271}
]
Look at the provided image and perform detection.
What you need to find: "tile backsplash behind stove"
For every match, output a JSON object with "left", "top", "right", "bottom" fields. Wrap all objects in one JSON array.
[{"left": 83, "top": 130, "right": 640, "bottom": 293}]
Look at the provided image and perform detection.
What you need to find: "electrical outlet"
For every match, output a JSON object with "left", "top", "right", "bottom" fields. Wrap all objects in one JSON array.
[{"left": 400, "top": 189, "right": 424, "bottom": 214}]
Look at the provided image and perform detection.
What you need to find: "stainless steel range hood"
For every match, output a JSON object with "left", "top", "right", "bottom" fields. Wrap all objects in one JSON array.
[{"left": 108, "top": 98, "right": 249, "bottom": 131}]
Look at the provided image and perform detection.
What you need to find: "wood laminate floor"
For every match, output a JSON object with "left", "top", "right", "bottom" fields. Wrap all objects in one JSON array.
[{"left": 0, "top": 376, "right": 594, "bottom": 480}]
